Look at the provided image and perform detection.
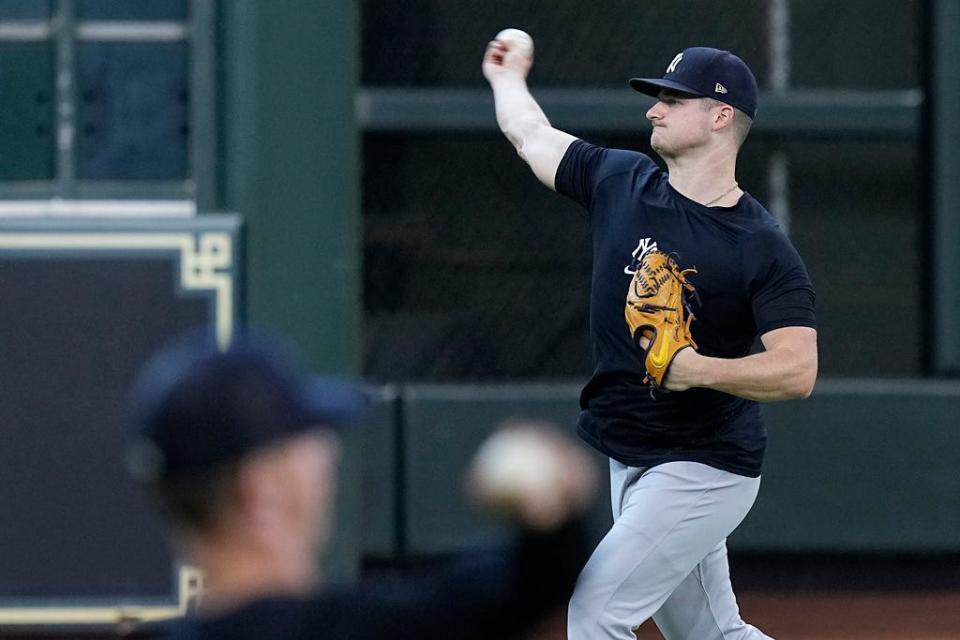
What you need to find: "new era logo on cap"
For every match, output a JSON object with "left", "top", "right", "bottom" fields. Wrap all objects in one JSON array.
[{"left": 714, "top": 83, "right": 727, "bottom": 94}]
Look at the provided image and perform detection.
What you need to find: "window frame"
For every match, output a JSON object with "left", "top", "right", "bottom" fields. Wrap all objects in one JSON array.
[{"left": 0, "top": 0, "right": 215, "bottom": 207}]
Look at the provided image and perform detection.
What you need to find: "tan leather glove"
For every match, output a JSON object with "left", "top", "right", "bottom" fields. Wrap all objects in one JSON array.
[{"left": 624, "top": 250, "right": 698, "bottom": 390}]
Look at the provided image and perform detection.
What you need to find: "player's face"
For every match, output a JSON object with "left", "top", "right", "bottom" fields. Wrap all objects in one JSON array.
[
  {"left": 646, "top": 90, "right": 714, "bottom": 158},
  {"left": 282, "top": 431, "right": 341, "bottom": 559}
]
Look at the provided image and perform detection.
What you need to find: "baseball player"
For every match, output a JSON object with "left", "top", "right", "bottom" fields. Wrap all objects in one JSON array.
[
  {"left": 125, "top": 330, "right": 596, "bottom": 639},
  {"left": 483, "top": 34, "right": 818, "bottom": 640}
]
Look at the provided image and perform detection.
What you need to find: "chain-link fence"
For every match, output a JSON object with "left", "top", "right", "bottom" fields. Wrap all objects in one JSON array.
[{"left": 361, "top": 0, "right": 924, "bottom": 381}]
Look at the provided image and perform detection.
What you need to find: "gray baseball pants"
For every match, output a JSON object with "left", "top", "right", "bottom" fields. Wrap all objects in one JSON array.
[{"left": 567, "top": 460, "right": 773, "bottom": 640}]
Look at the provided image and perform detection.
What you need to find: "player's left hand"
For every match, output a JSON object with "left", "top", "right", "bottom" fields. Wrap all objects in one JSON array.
[
  {"left": 637, "top": 337, "right": 702, "bottom": 392},
  {"left": 660, "top": 347, "right": 701, "bottom": 392}
]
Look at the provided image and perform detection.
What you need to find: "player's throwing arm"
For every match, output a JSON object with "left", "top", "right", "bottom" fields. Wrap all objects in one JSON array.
[{"left": 483, "top": 29, "right": 577, "bottom": 190}]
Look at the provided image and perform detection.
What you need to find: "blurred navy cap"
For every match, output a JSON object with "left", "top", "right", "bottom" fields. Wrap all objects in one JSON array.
[
  {"left": 125, "top": 329, "right": 368, "bottom": 483},
  {"left": 630, "top": 47, "right": 759, "bottom": 119}
]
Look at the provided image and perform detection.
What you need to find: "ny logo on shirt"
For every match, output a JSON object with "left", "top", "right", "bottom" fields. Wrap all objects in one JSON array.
[{"left": 624, "top": 237, "right": 659, "bottom": 274}]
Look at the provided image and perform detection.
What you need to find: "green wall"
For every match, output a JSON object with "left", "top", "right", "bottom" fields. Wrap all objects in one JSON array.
[
  {"left": 362, "top": 381, "right": 960, "bottom": 558},
  {"left": 218, "top": 0, "right": 361, "bottom": 374}
]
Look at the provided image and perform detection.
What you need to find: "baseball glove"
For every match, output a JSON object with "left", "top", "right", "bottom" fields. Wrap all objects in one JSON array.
[{"left": 624, "top": 251, "right": 698, "bottom": 391}]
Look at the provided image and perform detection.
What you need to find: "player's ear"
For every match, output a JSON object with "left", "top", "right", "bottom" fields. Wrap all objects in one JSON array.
[{"left": 713, "top": 104, "right": 734, "bottom": 132}]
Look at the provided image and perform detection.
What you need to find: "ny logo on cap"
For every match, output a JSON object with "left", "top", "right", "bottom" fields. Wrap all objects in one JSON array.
[{"left": 666, "top": 52, "right": 683, "bottom": 74}]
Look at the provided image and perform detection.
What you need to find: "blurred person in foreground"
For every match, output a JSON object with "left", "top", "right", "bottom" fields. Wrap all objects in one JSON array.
[{"left": 124, "top": 330, "right": 596, "bottom": 639}]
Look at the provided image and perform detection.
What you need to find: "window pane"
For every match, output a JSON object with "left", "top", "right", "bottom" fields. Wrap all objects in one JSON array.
[
  {"left": 0, "top": 43, "right": 55, "bottom": 181},
  {"left": 76, "top": 42, "right": 189, "bottom": 180},
  {"left": 0, "top": 0, "right": 52, "bottom": 19},
  {"left": 77, "top": 0, "right": 187, "bottom": 21}
]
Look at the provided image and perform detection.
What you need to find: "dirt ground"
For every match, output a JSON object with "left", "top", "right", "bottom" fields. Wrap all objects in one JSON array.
[
  {"left": 635, "top": 591, "right": 960, "bottom": 640},
  {"left": 528, "top": 591, "right": 960, "bottom": 639}
]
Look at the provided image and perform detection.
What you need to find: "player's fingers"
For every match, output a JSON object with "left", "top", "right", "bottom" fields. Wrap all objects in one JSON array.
[
  {"left": 638, "top": 330, "right": 653, "bottom": 350},
  {"left": 485, "top": 40, "right": 506, "bottom": 54},
  {"left": 484, "top": 41, "right": 506, "bottom": 62}
]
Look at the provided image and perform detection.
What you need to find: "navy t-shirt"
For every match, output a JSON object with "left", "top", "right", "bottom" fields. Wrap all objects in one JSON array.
[{"left": 555, "top": 139, "right": 816, "bottom": 477}]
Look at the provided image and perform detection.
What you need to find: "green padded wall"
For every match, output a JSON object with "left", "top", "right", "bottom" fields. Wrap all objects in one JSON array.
[
  {"left": 399, "top": 384, "right": 609, "bottom": 556},
  {"left": 737, "top": 380, "right": 960, "bottom": 552},
  {"left": 377, "top": 381, "right": 960, "bottom": 557}
]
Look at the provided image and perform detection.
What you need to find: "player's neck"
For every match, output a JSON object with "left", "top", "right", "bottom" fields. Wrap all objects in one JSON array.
[
  {"left": 664, "top": 147, "right": 740, "bottom": 207},
  {"left": 190, "top": 537, "right": 320, "bottom": 615}
]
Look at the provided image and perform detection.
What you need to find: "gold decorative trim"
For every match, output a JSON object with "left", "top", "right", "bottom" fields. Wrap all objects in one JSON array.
[
  {"left": 0, "top": 228, "right": 235, "bottom": 626},
  {"left": 0, "top": 232, "right": 234, "bottom": 347},
  {"left": 0, "top": 566, "right": 202, "bottom": 626}
]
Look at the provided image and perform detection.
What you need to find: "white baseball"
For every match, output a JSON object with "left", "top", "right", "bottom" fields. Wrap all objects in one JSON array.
[
  {"left": 495, "top": 28, "right": 534, "bottom": 59},
  {"left": 472, "top": 428, "right": 559, "bottom": 501}
]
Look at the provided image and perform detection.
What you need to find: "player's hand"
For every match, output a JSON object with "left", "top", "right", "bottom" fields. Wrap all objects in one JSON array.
[
  {"left": 660, "top": 347, "right": 701, "bottom": 392},
  {"left": 482, "top": 38, "right": 533, "bottom": 84},
  {"left": 637, "top": 336, "right": 702, "bottom": 392},
  {"left": 467, "top": 420, "right": 597, "bottom": 531}
]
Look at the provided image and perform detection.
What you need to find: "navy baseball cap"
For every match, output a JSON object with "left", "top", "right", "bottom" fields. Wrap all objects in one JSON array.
[
  {"left": 629, "top": 47, "right": 759, "bottom": 119},
  {"left": 125, "top": 329, "right": 368, "bottom": 483}
]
